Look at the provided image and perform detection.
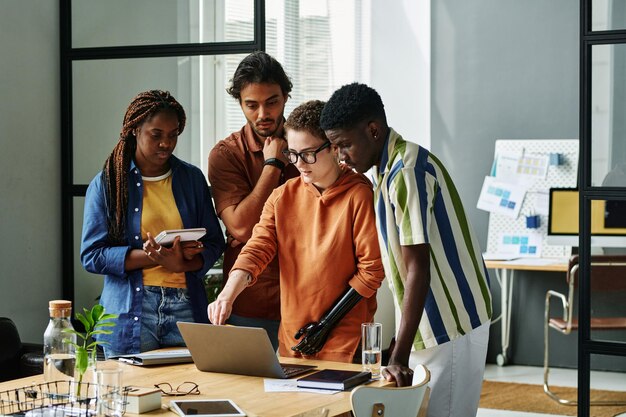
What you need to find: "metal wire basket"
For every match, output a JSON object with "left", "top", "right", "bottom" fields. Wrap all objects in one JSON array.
[{"left": 0, "top": 381, "right": 128, "bottom": 416}]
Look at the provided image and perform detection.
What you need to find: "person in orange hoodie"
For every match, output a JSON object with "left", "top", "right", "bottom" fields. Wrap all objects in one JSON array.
[{"left": 208, "top": 100, "right": 385, "bottom": 362}]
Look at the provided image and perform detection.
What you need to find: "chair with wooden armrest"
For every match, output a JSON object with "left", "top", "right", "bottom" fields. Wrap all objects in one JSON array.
[
  {"left": 543, "top": 254, "right": 626, "bottom": 406},
  {"left": 351, "top": 364, "right": 430, "bottom": 417}
]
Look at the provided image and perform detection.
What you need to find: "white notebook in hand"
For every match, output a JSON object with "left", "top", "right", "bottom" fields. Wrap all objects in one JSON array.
[{"left": 155, "top": 228, "right": 206, "bottom": 245}]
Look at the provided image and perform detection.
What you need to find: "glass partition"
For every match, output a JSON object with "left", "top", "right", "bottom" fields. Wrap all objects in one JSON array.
[
  {"left": 71, "top": 0, "right": 254, "bottom": 48},
  {"left": 592, "top": 0, "right": 626, "bottom": 32},
  {"left": 591, "top": 43, "right": 626, "bottom": 186},
  {"left": 72, "top": 54, "right": 247, "bottom": 184},
  {"left": 588, "top": 209, "right": 626, "bottom": 343},
  {"left": 590, "top": 354, "right": 626, "bottom": 386}
]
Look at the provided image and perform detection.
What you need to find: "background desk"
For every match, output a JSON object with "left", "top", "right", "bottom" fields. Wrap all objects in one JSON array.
[
  {"left": 0, "top": 357, "right": 390, "bottom": 417},
  {"left": 485, "top": 258, "right": 568, "bottom": 366}
]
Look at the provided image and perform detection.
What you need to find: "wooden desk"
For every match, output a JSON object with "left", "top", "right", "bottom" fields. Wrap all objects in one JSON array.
[
  {"left": 0, "top": 357, "right": 390, "bottom": 417},
  {"left": 485, "top": 259, "right": 568, "bottom": 366}
]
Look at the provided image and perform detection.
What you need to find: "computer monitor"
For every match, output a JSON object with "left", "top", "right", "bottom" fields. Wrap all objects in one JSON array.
[{"left": 547, "top": 188, "right": 626, "bottom": 247}]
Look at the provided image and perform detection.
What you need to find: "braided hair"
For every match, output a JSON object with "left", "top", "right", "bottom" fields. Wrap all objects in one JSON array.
[{"left": 102, "top": 90, "right": 186, "bottom": 244}]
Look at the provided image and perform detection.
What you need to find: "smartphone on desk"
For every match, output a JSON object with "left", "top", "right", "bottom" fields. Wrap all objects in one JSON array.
[
  {"left": 169, "top": 399, "right": 246, "bottom": 417},
  {"left": 154, "top": 228, "right": 206, "bottom": 246}
]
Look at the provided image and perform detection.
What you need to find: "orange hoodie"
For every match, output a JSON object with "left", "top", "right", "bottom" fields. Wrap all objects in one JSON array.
[{"left": 233, "top": 166, "right": 385, "bottom": 362}]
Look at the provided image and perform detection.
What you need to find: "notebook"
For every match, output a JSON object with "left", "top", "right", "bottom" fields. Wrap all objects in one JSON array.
[
  {"left": 296, "top": 369, "right": 372, "bottom": 391},
  {"left": 177, "top": 322, "right": 317, "bottom": 379}
]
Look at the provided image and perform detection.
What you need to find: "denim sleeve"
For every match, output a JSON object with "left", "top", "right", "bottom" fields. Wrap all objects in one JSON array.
[
  {"left": 80, "top": 175, "right": 131, "bottom": 278},
  {"left": 196, "top": 176, "right": 225, "bottom": 276}
]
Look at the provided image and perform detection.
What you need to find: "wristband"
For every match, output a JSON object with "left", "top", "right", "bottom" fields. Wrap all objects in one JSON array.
[{"left": 263, "top": 158, "right": 285, "bottom": 170}]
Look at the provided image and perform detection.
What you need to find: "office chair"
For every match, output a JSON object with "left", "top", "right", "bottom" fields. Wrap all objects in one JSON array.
[
  {"left": 543, "top": 255, "right": 626, "bottom": 405},
  {"left": 0, "top": 317, "right": 44, "bottom": 382},
  {"left": 351, "top": 364, "right": 430, "bottom": 417}
]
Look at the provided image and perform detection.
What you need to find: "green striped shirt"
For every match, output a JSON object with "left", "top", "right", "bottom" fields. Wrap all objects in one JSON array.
[{"left": 372, "top": 129, "right": 492, "bottom": 349}]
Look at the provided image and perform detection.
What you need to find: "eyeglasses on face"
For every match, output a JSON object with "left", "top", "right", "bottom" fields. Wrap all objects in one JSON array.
[
  {"left": 154, "top": 381, "right": 200, "bottom": 396},
  {"left": 282, "top": 141, "right": 331, "bottom": 164}
]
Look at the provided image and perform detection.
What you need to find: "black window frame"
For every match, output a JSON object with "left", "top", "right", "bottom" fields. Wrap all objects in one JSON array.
[{"left": 578, "top": 1, "right": 626, "bottom": 414}]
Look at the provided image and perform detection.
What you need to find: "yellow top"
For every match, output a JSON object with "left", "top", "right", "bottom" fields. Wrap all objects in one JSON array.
[{"left": 141, "top": 171, "right": 186, "bottom": 288}]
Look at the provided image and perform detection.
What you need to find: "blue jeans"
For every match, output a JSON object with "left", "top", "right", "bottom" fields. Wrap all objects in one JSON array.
[
  {"left": 103, "top": 286, "right": 194, "bottom": 359},
  {"left": 228, "top": 314, "right": 280, "bottom": 352},
  {"left": 139, "top": 286, "right": 194, "bottom": 352}
]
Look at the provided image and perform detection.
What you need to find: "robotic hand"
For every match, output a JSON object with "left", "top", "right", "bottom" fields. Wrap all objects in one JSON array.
[{"left": 291, "top": 287, "right": 363, "bottom": 355}]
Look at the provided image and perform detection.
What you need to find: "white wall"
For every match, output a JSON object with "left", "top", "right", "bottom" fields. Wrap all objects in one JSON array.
[
  {"left": 371, "top": 0, "right": 430, "bottom": 149},
  {"left": 369, "top": 1, "right": 429, "bottom": 348},
  {"left": 0, "top": 0, "right": 61, "bottom": 343}
]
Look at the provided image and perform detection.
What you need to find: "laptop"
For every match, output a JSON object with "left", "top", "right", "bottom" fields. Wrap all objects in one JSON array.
[
  {"left": 110, "top": 349, "right": 193, "bottom": 366},
  {"left": 177, "top": 322, "right": 317, "bottom": 379}
]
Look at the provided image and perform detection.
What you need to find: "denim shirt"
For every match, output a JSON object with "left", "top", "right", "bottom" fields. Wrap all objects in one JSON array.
[{"left": 80, "top": 156, "right": 225, "bottom": 354}]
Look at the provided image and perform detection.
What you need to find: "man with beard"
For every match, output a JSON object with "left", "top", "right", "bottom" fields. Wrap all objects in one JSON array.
[{"left": 208, "top": 52, "right": 299, "bottom": 350}]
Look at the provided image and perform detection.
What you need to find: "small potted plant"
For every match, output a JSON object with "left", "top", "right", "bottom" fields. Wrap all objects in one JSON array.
[{"left": 63, "top": 304, "right": 117, "bottom": 398}]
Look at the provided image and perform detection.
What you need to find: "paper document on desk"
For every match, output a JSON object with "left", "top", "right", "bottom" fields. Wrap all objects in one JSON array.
[
  {"left": 263, "top": 379, "right": 339, "bottom": 395},
  {"left": 112, "top": 348, "right": 192, "bottom": 366}
]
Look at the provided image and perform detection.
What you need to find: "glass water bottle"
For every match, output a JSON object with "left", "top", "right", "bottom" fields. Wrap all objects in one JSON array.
[{"left": 43, "top": 300, "right": 76, "bottom": 382}]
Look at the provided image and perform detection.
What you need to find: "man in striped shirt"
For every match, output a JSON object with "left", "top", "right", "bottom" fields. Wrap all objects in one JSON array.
[{"left": 321, "top": 83, "right": 492, "bottom": 417}]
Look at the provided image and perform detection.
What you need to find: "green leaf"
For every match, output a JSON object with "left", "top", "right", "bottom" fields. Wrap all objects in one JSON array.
[
  {"left": 82, "top": 309, "right": 95, "bottom": 330},
  {"left": 91, "top": 305, "right": 105, "bottom": 322},
  {"left": 76, "top": 313, "right": 90, "bottom": 331},
  {"left": 90, "top": 329, "right": 113, "bottom": 336},
  {"left": 70, "top": 304, "right": 117, "bottom": 362},
  {"left": 62, "top": 338, "right": 79, "bottom": 349},
  {"left": 75, "top": 333, "right": 88, "bottom": 341},
  {"left": 62, "top": 328, "right": 80, "bottom": 336}
]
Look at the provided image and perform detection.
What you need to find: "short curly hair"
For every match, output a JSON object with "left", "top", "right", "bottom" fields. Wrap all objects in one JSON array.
[
  {"left": 284, "top": 100, "right": 327, "bottom": 141},
  {"left": 320, "top": 82, "right": 386, "bottom": 131},
  {"left": 227, "top": 51, "right": 292, "bottom": 102}
]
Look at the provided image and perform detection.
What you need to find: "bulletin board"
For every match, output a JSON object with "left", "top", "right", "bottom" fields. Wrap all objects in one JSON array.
[{"left": 485, "top": 139, "right": 579, "bottom": 258}]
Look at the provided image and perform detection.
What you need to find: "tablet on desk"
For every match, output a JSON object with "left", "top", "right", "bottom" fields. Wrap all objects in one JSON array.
[
  {"left": 170, "top": 400, "right": 246, "bottom": 417},
  {"left": 155, "top": 228, "right": 206, "bottom": 246}
]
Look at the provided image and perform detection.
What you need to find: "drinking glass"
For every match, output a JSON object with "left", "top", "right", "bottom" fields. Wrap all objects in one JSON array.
[
  {"left": 96, "top": 368, "right": 124, "bottom": 417},
  {"left": 361, "top": 322, "right": 382, "bottom": 379}
]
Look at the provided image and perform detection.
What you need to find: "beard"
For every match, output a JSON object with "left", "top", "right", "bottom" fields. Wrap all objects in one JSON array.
[{"left": 251, "top": 118, "right": 281, "bottom": 138}]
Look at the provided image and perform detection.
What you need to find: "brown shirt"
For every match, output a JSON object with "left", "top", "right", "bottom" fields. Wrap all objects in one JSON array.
[{"left": 208, "top": 123, "right": 299, "bottom": 320}]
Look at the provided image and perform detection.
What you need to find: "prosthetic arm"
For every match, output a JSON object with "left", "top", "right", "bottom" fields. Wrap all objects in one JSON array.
[{"left": 291, "top": 287, "right": 363, "bottom": 355}]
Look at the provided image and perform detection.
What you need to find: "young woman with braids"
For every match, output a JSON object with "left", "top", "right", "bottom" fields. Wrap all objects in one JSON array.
[{"left": 81, "top": 90, "right": 224, "bottom": 357}]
